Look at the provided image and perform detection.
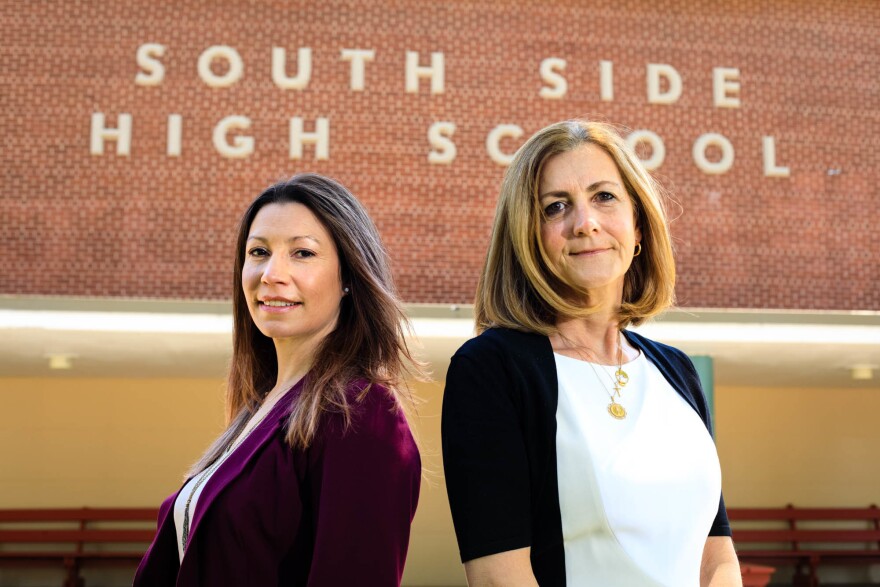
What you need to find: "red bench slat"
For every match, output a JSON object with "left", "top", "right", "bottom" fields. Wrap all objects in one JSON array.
[
  {"left": 734, "top": 529, "right": 880, "bottom": 544},
  {"left": 729, "top": 506, "right": 880, "bottom": 522},
  {"left": 0, "top": 529, "right": 156, "bottom": 543},
  {"left": 0, "top": 552, "right": 145, "bottom": 559},
  {"left": 0, "top": 508, "right": 157, "bottom": 523},
  {"left": 738, "top": 550, "right": 880, "bottom": 558}
]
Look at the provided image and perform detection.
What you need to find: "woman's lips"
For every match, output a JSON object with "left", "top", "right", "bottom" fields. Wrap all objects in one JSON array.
[
  {"left": 570, "top": 248, "right": 608, "bottom": 257},
  {"left": 258, "top": 299, "right": 302, "bottom": 313}
]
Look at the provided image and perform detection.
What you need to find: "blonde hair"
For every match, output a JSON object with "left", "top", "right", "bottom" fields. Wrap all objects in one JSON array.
[
  {"left": 189, "top": 174, "right": 421, "bottom": 477},
  {"left": 475, "top": 119, "right": 676, "bottom": 334}
]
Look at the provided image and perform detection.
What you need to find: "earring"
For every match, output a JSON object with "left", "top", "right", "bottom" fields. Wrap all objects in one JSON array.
[
  {"left": 343, "top": 287, "right": 350, "bottom": 294},
  {"left": 633, "top": 243, "right": 642, "bottom": 257}
]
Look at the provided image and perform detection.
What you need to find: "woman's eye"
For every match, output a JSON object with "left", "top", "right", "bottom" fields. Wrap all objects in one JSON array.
[
  {"left": 544, "top": 201, "right": 567, "bottom": 218},
  {"left": 293, "top": 249, "right": 316, "bottom": 259},
  {"left": 595, "top": 191, "right": 617, "bottom": 203},
  {"left": 247, "top": 247, "right": 269, "bottom": 257}
]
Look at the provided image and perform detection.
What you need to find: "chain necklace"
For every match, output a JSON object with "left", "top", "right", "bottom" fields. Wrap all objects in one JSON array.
[
  {"left": 180, "top": 405, "right": 273, "bottom": 553},
  {"left": 580, "top": 331, "right": 630, "bottom": 420}
]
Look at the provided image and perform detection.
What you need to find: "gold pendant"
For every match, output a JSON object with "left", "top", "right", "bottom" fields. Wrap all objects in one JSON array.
[
  {"left": 615, "top": 368, "right": 629, "bottom": 387},
  {"left": 608, "top": 401, "right": 627, "bottom": 419}
]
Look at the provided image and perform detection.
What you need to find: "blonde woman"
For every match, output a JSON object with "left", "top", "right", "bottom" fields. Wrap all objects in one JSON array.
[
  {"left": 442, "top": 120, "right": 740, "bottom": 586},
  {"left": 135, "top": 174, "right": 421, "bottom": 586}
]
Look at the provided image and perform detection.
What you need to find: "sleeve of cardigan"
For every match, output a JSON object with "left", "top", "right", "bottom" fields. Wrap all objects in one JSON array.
[
  {"left": 306, "top": 385, "right": 421, "bottom": 587},
  {"left": 442, "top": 347, "right": 533, "bottom": 562}
]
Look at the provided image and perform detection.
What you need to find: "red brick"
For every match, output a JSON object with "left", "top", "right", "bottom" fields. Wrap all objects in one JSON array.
[{"left": 1, "top": 0, "right": 877, "bottom": 310}]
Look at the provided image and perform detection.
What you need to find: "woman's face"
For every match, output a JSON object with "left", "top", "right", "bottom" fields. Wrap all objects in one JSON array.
[
  {"left": 538, "top": 143, "right": 641, "bottom": 304},
  {"left": 242, "top": 202, "right": 344, "bottom": 345}
]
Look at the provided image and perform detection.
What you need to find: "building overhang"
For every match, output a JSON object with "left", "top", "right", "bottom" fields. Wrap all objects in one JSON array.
[{"left": 1, "top": 296, "right": 877, "bottom": 389}]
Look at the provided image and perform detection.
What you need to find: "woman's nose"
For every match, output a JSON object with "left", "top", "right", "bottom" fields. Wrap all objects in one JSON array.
[
  {"left": 261, "top": 254, "right": 290, "bottom": 284},
  {"left": 572, "top": 203, "right": 599, "bottom": 236}
]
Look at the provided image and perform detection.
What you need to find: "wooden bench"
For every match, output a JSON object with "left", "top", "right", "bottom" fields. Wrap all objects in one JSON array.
[
  {"left": 0, "top": 508, "right": 158, "bottom": 587},
  {"left": 728, "top": 504, "right": 880, "bottom": 587}
]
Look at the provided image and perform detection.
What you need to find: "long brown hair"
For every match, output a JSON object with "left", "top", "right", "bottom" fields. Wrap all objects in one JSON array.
[
  {"left": 189, "top": 173, "right": 420, "bottom": 476},
  {"left": 476, "top": 119, "right": 676, "bottom": 334}
]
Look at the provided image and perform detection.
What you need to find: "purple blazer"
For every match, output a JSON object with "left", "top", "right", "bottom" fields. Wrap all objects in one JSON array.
[{"left": 133, "top": 379, "right": 421, "bottom": 586}]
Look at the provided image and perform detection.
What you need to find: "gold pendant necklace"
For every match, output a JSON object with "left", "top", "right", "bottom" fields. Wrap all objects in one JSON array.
[
  {"left": 608, "top": 400, "right": 627, "bottom": 419},
  {"left": 584, "top": 331, "right": 630, "bottom": 420},
  {"left": 607, "top": 365, "right": 628, "bottom": 419},
  {"left": 609, "top": 345, "right": 630, "bottom": 419},
  {"left": 567, "top": 331, "right": 632, "bottom": 420}
]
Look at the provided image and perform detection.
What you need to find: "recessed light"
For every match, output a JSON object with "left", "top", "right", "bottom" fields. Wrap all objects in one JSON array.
[
  {"left": 850, "top": 365, "right": 875, "bottom": 381},
  {"left": 46, "top": 354, "right": 76, "bottom": 370}
]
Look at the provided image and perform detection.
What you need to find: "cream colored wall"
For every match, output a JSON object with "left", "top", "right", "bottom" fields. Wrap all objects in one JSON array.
[
  {"left": 0, "top": 377, "right": 227, "bottom": 507},
  {"left": 715, "top": 384, "right": 880, "bottom": 507},
  {"left": 402, "top": 379, "right": 467, "bottom": 586}
]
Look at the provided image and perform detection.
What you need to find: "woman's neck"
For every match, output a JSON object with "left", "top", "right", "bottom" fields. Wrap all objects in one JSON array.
[
  {"left": 268, "top": 336, "right": 320, "bottom": 401},
  {"left": 551, "top": 312, "right": 635, "bottom": 365}
]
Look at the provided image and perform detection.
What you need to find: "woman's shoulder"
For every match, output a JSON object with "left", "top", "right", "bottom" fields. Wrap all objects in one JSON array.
[
  {"left": 453, "top": 326, "right": 551, "bottom": 362},
  {"left": 624, "top": 328, "right": 710, "bottom": 423},
  {"left": 624, "top": 329, "right": 694, "bottom": 368},
  {"left": 320, "top": 379, "right": 417, "bottom": 453},
  {"left": 310, "top": 379, "right": 420, "bottom": 490},
  {"left": 346, "top": 379, "right": 403, "bottom": 418},
  {"left": 447, "top": 327, "right": 557, "bottom": 401}
]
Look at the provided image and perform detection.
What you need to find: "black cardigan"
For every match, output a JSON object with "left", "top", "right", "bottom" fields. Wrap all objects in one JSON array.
[{"left": 441, "top": 327, "right": 731, "bottom": 586}]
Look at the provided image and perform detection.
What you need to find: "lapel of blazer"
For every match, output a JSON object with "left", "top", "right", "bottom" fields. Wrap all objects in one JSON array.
[
  {"left": 185, "top": 379, "right": 302, "bottom": 547},
  {"left": 132, "top": 490, "right": 183, "bottom": 585}
]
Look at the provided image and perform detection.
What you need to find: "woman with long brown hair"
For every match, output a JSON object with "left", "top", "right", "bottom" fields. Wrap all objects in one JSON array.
[{"left": 135, "top": 173, "right": 421, "bottom": 586}]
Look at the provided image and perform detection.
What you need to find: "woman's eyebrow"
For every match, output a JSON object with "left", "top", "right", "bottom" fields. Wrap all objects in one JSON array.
[
  {"left": 245, "top": 235, "right": 321, "bottom": 245},
  {"left": 539, "top": 180, "right": 621, "bottom": 199}
]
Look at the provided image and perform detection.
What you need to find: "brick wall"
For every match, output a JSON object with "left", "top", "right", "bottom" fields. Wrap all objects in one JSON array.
[{"left": 2, "top": 0, "right": 877, "bottom": 309}]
